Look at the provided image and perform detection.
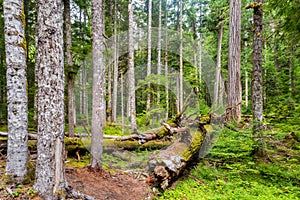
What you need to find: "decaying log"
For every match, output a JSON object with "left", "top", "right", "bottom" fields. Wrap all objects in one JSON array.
[{"left": 146, "top": 123, "right": 211, "bottom": 190}]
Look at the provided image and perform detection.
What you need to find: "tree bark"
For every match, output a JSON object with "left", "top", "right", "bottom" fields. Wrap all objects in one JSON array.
[
  {"left": 213, "top": 23, "right": 223, "bottom": 113},
  {"left": 128, "top": 4, "right": 137, "bottom": 133},
  {"left": 3, "top": 0, "right": 28, "bottom": 182},
  {"left": 227, "top": 0, "right": 242, "bottom": 122},
  {"left": 146, "top": 0, "right": 152, "bottom": 116},
  {"left": 34, "top": 0, "right": 66, "bottom": 198},
  {"left": 164, "top": 1, "right": 169, "bottom": 120},
  {"left": 179, "top": 0, "right": 183, "bottom": 112},
  {"left": 64, "top": 0, "right": 75, "bottom": 138},
  {"left": 112, "top": 0, "right": 118, "bottom": 122},
  {"left": 157, "top": 0, "right": 162, "bottom": 105},
  {"left": 90, "top": 0, "right": 105, "bottom": 169}
]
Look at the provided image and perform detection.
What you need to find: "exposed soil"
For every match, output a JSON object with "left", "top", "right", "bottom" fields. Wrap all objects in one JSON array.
[
  {"left": 66, "top": 167, "right": 152, "bottom": 200},
  {"left": 0, "top": 159, "right": 152, "bottom": 200}
]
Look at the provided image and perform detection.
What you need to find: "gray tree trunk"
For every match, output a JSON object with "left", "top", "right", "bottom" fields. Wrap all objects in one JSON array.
[
  {"left": 112, "top": 0, "right": 118, "bottom": 122},
  {"left": 213, "top": 23, "right": 223, "bottom": 112},
  {"left": 34, "top": 0, "right": 66, "bottom": 198},
  {"left": 249, "top": 0, "right": 264, "bottom": 156},
  {"left": 128, "top": 3, "right": 137, "bottom": 133},
  {"left": 164, "top": 1, "right": 169, "bottom": 120},
  {"left": 4, "top": 0, "right": 28, "bottom": 183},
  {"left": 90, "top": 0, "right": 105, "bottom": 169},
  {"left": 179, "top": 0, "right": 183, "bottom": 112},
  {"left": 64, "top": 0, "right": 75, "bottom": 137},
  {"left": 251, "top": 0, "right": 263, "bottom": 128},
  {"left": 157, "top": 0, "right": 162, "bottom": 104},
  {"left": 146, "top": 0, "right": 152, "bottom": 114},
  {"left": 227, "top": 0, "right": 242, "bottom": 122}
]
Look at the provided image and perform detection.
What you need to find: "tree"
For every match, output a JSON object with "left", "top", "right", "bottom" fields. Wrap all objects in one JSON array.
[
  {"left": 90, "top": 0, "right": 105, "bottom": 169},
  {"left": 227, "top": 0, "right": 242, "bottom": 122},
  {"left": 246, "top": 0, "right": 264, "bottom": 155},
  {"left": 112, "top": 0, "right": 118, "bottom": 122},
  {"left": 164, "top": 0, "right": 169, "bottom": 120},
  {"left": 179, "top": 0, "right": 183, "bottom": 112},
  {"left": 128, "top": 3, "right": 137, "bottom": 133},
  {"left": 157, "top": 0, "right": 162, "bottom": 105},
  {"left": 34, "top": 0, "right": 66, "bottom": 197},
  {"left": 146, "top": 0, "right": 152, "bottom": 115},
  {"left": 3, "top": 0, "right": 28, "bottom": 183},
  {"left": 64, "top": 0, "right": 75, "bottom": 137}
]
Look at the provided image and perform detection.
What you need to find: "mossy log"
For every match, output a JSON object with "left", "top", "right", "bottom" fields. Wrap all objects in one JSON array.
[{"left": 146, "top": 124, "right": 211, "bottom": 190}]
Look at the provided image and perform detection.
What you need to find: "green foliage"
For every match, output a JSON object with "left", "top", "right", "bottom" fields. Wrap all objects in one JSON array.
[
  {"left": 158, "top": 125, "right": 300, "bottom": 200},
  {"left": 104, "top": 124, "right": 123, "bottom": 136}
]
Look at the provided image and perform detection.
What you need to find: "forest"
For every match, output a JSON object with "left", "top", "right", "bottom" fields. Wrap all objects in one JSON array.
[{"left": 0, "top": 0, "right": 299, "bottom": 199}]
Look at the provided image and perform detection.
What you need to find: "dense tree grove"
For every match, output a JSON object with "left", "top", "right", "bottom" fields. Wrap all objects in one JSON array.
[{"left": 0, "top": 0, "right": 299, "bottom": 198}]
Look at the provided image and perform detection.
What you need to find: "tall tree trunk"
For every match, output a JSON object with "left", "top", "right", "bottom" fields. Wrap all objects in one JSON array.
[
  {"left": 245, "top": 70, "right": 249, "bottom": 108},
  {"left": 213, "top": 23, "right": 223, "bottom": 112},
  {"left": 165, "top": 1, "right": 169, "bottom": 120},
  {"left": 90, "top": 0, "right": 105, "bottom": 169},
  {"left": 4, "top": 0, "right": 28, "bottom": 183},
  {"left": 146, "top": 0, "right": 152, "bottom": 115},
  {"left": 157, "top": 0, "right": 162, "bottom": 105},
  {"left": 112, "top": 0, "right": 118, "bottom": 122},
  {"left": 179, "top": 0, "right": 183, "bottom": 112},
  {"left": 34, "top": 0, "right": 66, "bottom": 198},
  {"left": 64, "top": 0, "right": 75, "bottom": 138},
  {"left": 246, "top": 0, "right": 264, "bottom": 156},
  {"left": 121, "top": 72, "right": 124, "bottom": 134},
  {"left": 227, "top": 0, "right": 242, "bottom": 122},
  {"left": 83, "top": 62, "right": 89, "bottom": 125},
  {"left": 107, "top": 63, "right": 112, "bottom": 123},
  {"left": 128, "top": 3, "right": 137, "bottom": 133}
]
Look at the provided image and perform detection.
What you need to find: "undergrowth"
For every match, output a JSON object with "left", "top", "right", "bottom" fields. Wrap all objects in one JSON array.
[{"left": 158, "top": 123, "right": 300, "bottom": 200}]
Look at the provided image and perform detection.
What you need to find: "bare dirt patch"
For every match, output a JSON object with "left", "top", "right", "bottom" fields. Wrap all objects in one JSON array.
[{"left": 66, "top": 167, "right": 152, "bottom": 200}]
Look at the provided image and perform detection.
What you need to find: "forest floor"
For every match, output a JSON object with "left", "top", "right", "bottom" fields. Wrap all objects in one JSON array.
[
  {"left": 0, "top": 159, "right": 152, "bottom": 200},
  {"left": 1, "top": 122, "right": 299, "bottom": 199}
]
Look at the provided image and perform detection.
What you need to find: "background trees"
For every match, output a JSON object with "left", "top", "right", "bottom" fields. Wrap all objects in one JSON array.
[{"left": 0, "top": 0, "right": 299, "bottom": 197}]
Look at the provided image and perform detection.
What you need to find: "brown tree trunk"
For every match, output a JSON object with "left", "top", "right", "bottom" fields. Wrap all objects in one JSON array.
[
  {"left": 227, "top": 0, "right": 242, "bottom": 123},
  {"left": 64, "top": 0, "right": 75, "bottom": 138}
]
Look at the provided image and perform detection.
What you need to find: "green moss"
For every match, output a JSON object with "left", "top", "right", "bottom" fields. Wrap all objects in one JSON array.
[
  {"left": 181, "top": 131, "right": 204, "bottom": 161},
  {"left": 23, "top": 160, "right": 35, "bottom": 184}
]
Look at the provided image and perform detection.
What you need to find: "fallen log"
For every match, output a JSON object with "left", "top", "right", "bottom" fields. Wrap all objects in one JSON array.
[{"left": 146, "top": 123, "right": 211, "bottom": 190}]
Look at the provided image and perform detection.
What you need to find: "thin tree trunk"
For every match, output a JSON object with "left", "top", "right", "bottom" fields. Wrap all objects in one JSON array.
[
  {"left": 146, "top": 0, "right": 152, "bottom": 115},
  {"left": 128, "top": 3, "right": 137, "bottom": 133},
  {"left": 179, "top": 0, "right": 183, "bottom": 112},
  {"left": 83, "top": 62, "right": 89, "bottom": 125},
  {"left": 121, "top": 72, "right": 124, "bottom": 134},
  {"left": 157, "top": 0, "right": 162, "bottom": 105},
  {"left": 213, "top": 23, "right": 223, "bottom": 112},
  {"left": 64, "top": 0, "right": 75, "bottom": 137},
  {"left": 107, "top": 63, "right": 112, "bottom": 123},
  {"left": 165, "top": 0, "right": 169, "bottom": 120},
  {"left": 227, "top": 0, "right": 242, "bottom": 122},
  {"left": 34, "top": 0, "right": 66, "bottom": 197},
  {"left": 112, "top": 0, "right": 118, "bottom": 122},
  {"left": 4, "top": 0, "right": 28, "bottom": 183},
  {"left": 90, "top": 0, "right": 105, "bottom": 169}
]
